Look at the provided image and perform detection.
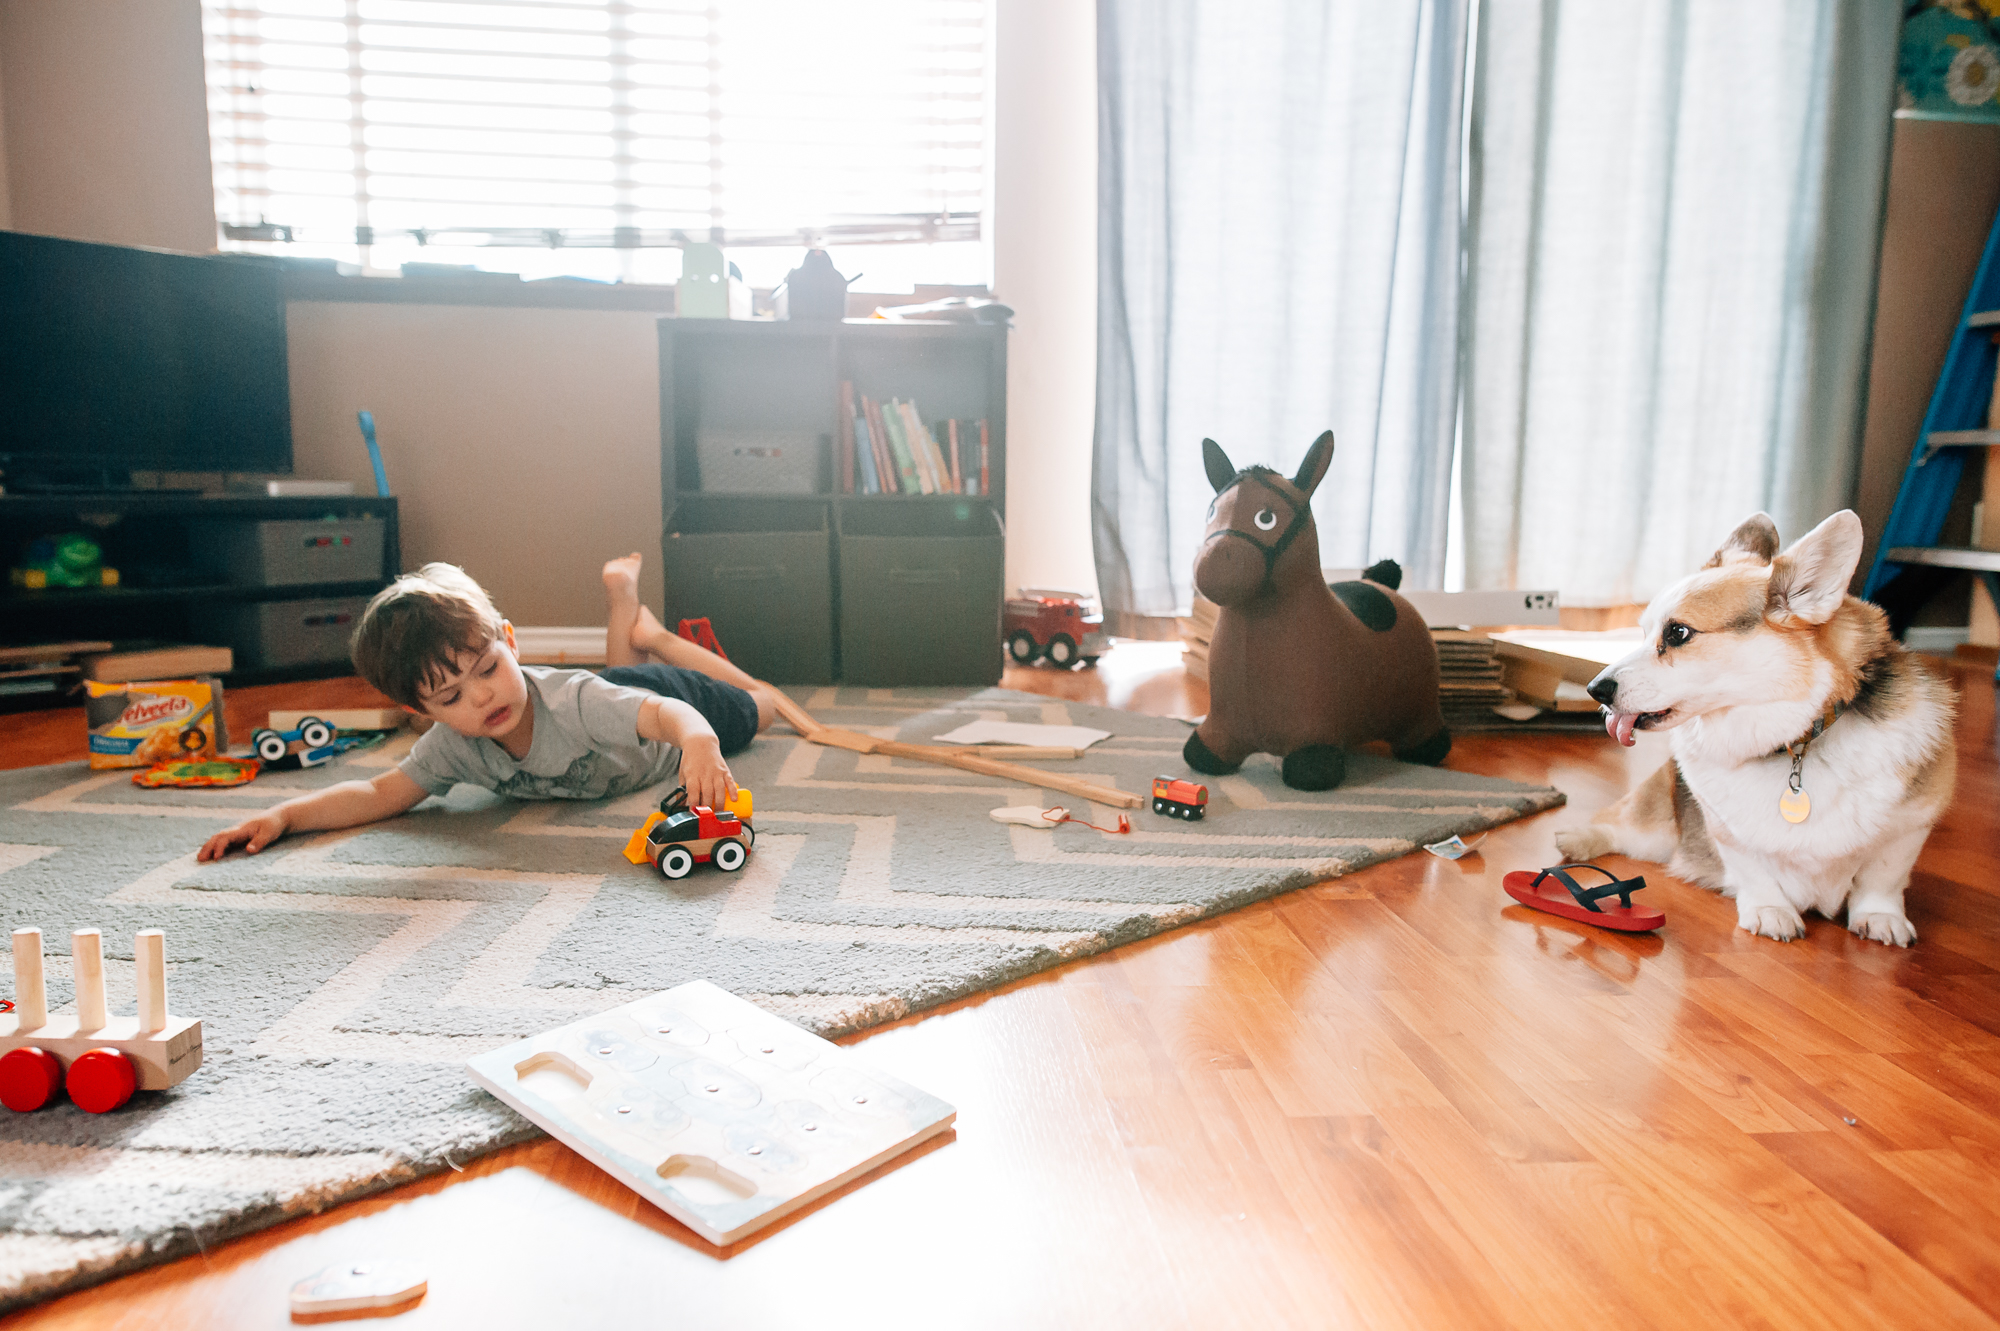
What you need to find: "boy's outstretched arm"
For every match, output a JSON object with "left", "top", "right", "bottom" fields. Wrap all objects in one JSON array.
[
  {"left": 638, "top": 696, "right": 737, "bottom": 810},
  {"left": 197, "top": 767, "right": 430, "bottom": 862}
]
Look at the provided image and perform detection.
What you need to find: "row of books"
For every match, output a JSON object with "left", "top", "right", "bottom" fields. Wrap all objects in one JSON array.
[{"left": 837, "top": 381, "right": 989, "bottom": 496}]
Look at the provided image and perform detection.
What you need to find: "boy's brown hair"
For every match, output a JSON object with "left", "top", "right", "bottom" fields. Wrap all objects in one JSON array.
[{"left": 349, "top": 563, "right": 505, "bottom": 708}]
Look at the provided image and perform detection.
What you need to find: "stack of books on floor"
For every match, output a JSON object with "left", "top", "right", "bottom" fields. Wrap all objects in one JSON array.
[
  {"left": 837, "top": 380, "right": 988, "bottom": 496},
  {"left": 1178, "top": 594, "right": 1217, "bottom": 681},
  {"left": 1433, "top": 630, "right": 1511, "bottom": 731}
]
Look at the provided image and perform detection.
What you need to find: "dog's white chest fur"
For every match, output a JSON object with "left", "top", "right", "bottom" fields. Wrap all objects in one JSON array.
[{"left": 1677, "top": 721, "right": 1914, "bottom": 882}]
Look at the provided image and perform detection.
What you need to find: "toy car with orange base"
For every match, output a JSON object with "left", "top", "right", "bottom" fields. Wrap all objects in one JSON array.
[
  {"left": 1150, "top": 776, "right": 1209, "bottom": 820},
  {"left": 623, "top": 786, "right": 755, "bottom": 879},
  {"left": 1004, "top": 589, "right": 1109, "bottom": 668}
]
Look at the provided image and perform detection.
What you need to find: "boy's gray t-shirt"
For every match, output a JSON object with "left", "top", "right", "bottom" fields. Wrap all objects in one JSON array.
[{"left": 397, "top": 666, "right": 681, "bottom": 800}]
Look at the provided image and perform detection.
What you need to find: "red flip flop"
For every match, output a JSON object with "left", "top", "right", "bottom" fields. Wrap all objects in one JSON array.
[{"left": 1502, "top": 863, "right": 1664, "bottom": 933}]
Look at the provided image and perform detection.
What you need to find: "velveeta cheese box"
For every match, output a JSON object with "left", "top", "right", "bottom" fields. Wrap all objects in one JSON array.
[{"left": 85, "top": 677, "right": 227, "bottom": 769}]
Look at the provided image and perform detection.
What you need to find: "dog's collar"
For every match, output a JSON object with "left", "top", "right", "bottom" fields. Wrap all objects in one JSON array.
[{"left": 1765, "top": 699, "right": 1844, "bottom": 763}]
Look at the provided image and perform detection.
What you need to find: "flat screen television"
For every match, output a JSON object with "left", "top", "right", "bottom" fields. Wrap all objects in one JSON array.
[{"left": 0, "top": 230, "right": 292, "bottom": 486}]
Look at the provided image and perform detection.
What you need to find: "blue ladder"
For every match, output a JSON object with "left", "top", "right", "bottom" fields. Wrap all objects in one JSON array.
[{"left": 1864, "top": 203, "right": 2000, "bottom": 681}]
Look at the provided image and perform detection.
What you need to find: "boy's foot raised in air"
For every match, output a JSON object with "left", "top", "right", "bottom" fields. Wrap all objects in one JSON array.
[{"left": 602, "top": 552, "right": 643, "bottom": 607}]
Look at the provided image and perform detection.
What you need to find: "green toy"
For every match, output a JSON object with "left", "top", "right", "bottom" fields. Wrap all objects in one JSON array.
[{"left": 10, "top": 534, "right": 118, "bottom": 590}]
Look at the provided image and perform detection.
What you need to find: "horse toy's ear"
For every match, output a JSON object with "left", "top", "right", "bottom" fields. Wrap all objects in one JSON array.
[
  {"left": 1202, "top": 438, "right": 1237, "bottom": 494},
  {"left": 1292, "top": 431, "right": 1336, "bottom": 497}
]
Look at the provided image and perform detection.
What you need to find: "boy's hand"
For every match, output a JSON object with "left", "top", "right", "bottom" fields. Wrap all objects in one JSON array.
[
  {"left": 679, "top": 736, "right": 738, "bottom": 812},
  {"left": 198, "top": 811, "right": 287, "bottom": 862}
]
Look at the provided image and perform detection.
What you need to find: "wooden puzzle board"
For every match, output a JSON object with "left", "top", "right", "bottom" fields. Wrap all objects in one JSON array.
[{"left": 466, "top": 981, "right": 955, "bottom": 1245}]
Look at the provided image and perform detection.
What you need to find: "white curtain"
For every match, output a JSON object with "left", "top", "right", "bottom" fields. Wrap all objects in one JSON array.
[
  {"left": 1461, "top": 0, "right": 1899, "bottom": 605},
  {"left": 1094, "top": 0, "right": 1472, "bottom": 617}
]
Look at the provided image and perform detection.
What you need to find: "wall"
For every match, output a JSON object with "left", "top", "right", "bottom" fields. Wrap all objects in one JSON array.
[
  {"left": 1852, "top": 117, "right": 2000, "bottom": 635},
  {"left": 2, "top": 0, "right": 1106, "bottom": 623},
  {"left": 0, "top": 45, "right": 11, "bottom": 228},
  {"left": 286, "top": 303, "right": 665, "bottom": 627},
  {"left": 993, "top": 0, "right": 1099, "bottom": 599},
  {"left": 0, "top": 0, "right": 215, "bottom": 253}
]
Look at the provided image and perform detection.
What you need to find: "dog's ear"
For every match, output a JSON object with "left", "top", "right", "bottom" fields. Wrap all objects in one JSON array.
[
  {"left": 1767, "top": 510, "right": 1863, "bottom": 624},
  {"left": 1202, "top": 439, "right": 1237, "bottom": 494},
  {"left": 1705, "top": 512, "right": 1780, "bottom": 569},
  {"left": 1291, "top": 431, "right": 1336, "bottom": 497}
]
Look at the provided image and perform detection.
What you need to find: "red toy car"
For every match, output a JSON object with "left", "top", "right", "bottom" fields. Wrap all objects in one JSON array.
[
  {"left": 623, "top": 786, "right": 755, "bottom": 879},
  {"left": 1004, "top": 589, "right": 1109, "bottom": 669},
  {"left": 1150, "top": 776, "right": 1209, "bottom": 819}
]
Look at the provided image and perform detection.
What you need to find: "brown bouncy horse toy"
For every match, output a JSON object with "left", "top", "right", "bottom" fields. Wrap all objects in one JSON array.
[{"left": 1185, "top": 432, "right": 1450, "bottom": 791}]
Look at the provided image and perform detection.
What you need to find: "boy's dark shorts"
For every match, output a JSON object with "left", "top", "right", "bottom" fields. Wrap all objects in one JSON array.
[{"left": 600, "top": 664, "right": 760, "bottom": 757}]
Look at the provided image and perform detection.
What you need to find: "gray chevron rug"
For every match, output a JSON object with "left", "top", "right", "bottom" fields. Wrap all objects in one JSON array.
[{"left": 0, "top": 686, "right": 1563, "bottom": 1310}]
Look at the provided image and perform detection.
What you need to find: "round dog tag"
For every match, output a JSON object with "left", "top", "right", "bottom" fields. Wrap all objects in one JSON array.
[{"left": 1778, "top": 788, "right": 1810, "bottom": 823}]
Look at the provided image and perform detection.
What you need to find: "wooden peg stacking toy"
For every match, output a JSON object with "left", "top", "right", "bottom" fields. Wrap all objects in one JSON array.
[{"left": 0, "top": 927, "right": 204, "bottom": 1114}]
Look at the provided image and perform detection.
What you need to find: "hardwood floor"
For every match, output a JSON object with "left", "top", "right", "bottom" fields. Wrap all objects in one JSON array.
[{"left": 3, "top": 645, "right": 1997, "bottom": 1330}]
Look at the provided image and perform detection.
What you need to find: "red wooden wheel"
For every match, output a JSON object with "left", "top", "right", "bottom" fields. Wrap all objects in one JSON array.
[
  {"left": 0, "top": 1047, "right": 64, "bottom": 1113},
  {"left": 65, "top": 1048, "right": 137, "bottom": 1114}
]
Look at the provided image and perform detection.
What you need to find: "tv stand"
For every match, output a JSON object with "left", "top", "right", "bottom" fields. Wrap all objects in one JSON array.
[
  {"left": 1, "top": 491, "right": 400, "bottom": 705},
  {"left": 0, "top": 466, "right": 140, "bottom": 495}
]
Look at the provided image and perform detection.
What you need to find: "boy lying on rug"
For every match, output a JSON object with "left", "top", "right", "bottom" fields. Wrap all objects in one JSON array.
[{"left": 197, "top": 554, "right": 776, "bottom": 861}]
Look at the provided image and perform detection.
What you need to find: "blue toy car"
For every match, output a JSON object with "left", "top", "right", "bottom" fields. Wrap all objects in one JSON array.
[{"left": 250, "top": 716, "right": 339, "bottom": 769}]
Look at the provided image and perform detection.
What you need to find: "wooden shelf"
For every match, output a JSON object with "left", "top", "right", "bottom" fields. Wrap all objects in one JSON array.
[{"left": 1884, "top": 545, "right": 2000, "bottom": 573}]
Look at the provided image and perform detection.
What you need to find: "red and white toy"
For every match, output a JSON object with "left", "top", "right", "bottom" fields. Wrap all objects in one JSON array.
[
  {"left": 1004, "top": 589, "right": 1109, "bottom": 669},
  {"left": 622, "top": 786, "right": 756, "bottom": 880},
  {"left": 0, "top": 927, "right": 204, "bottom": 1114}
]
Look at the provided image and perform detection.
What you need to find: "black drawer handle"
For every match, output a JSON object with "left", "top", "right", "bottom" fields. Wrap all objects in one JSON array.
[
  {"left": 712, "top": 565, "right": 782, "bottom": 582},
  {"left": 889, "top": 568, "right": 960, "bottom": 584}
]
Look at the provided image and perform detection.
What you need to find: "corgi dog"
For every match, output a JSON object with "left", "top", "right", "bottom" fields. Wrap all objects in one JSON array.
[{"left": 1553, "top": 510, "right": 1956, "bottom": 946}]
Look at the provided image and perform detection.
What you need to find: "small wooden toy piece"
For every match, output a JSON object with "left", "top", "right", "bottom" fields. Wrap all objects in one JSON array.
[
  {"left": 1150, "top": 776, "right": 1209, "bottom": 820},
  {"left": 1003, "top": 588, "right": 1109, "bottom": 668},
  {"left": 624, "top": 787, "right": 755, "bottom": 879},
  {"left": 251, "top": 715, "right": 339, "bottom": 769},
  {"left": 0, "top": 927, "right": 204, "bottom": 1114},
  {"left": 466, "top": 979, "right": 956, "bottom": 1246},
  {"left": 288, "top": 1260, "right": 428, "bottom": 1317}
]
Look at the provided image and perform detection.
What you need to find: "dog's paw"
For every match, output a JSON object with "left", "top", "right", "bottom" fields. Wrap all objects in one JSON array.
[
  {"left": 1554, "top": 826, "right": 1612, "bottom": 862},
  {"left": 1739, "top": 903, "right": 1807, "bottom": 942},
  {"left": 1849, "top": 911, "right": 1916, "bottom": 948}
]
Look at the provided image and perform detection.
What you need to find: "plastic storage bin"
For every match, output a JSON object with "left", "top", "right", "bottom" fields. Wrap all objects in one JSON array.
[
  {"left": 194, "top": 596, "right": 368, "bottom": 670},
  {"left": 836, "top": 500, "right": 1003, "bottom": 685},
  {"left": 189, "top": 517, "right": 386, "bottom": 587},
  {"left": 662, "top": 498, "right": 835, "bottom": 684}
]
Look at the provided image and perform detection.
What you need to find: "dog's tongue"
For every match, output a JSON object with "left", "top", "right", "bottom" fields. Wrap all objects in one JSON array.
[{"left": 1604, "top": 709, "right": 1639, "bottom": 747}]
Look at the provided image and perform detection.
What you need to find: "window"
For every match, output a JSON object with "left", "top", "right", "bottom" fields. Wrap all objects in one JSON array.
[{"left": 201, "top": 0, "right": 991, "bottom": 287}]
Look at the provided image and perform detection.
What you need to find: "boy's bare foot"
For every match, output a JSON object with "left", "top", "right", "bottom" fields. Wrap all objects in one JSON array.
[
  {"left": 602, "top": 552, "right": 645, "bottom": 668},
  {"left": 602, "top": 552, "right": 643, "bottom": 605}
]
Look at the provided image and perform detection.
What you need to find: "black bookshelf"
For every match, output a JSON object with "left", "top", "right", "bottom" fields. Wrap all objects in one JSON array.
[{"left": 656, "top": 319, "right": 1008, "bottom": 685}]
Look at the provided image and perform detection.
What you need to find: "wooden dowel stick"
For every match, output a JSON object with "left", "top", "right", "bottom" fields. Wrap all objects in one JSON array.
[
  {"left": 767, "top": 689, "right": 824, "bottom": 737},
  {"left": 11, "top": 928, "right": 45, "bottom": 1029},
  {"left": 136, "top": 929, "right": 167, "bottom": 1033},
  {"left": 871, "top": 739, "right": 1141, "bottom": 809},
  {"left": 72, "top": 929, "right": 106, "bottom": 1032},
  {"left": 901, "top": 744, "right": 1081, "bottom": 761}
]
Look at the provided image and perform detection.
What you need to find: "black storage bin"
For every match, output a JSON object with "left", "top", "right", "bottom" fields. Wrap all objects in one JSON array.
[
  {"left": 836, "top": 499, "right": 1003, "bottom": 685},
  {"left": 662, "top": 497, "right": 834, "bottom": 684}
]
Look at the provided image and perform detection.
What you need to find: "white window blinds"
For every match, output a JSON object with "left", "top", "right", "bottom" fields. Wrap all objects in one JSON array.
[{"left": 200, "top": 0, "right": 989, "bottom": 273}]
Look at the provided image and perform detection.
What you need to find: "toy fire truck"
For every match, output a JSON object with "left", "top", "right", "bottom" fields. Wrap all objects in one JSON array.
[
  {"left": 1150, "top": 776, "right": 1209, "bottom": 820},
  {"left": 1004, "top": 589, "right": 1109, "bottom": 669},
  {"left": 623, "top": 786, "right": 755, "bottom": 879}
]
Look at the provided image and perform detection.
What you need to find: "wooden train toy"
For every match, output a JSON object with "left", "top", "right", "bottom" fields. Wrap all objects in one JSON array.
[
  {"left": 0, "top": 927, "right": 203, "bottom": 1114},
  {"left": 1150, "top": 776, "right": 1210, "bottom": 820},
  {"left": 622, "top": 786, "right": 755, "bottom": 879}
]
